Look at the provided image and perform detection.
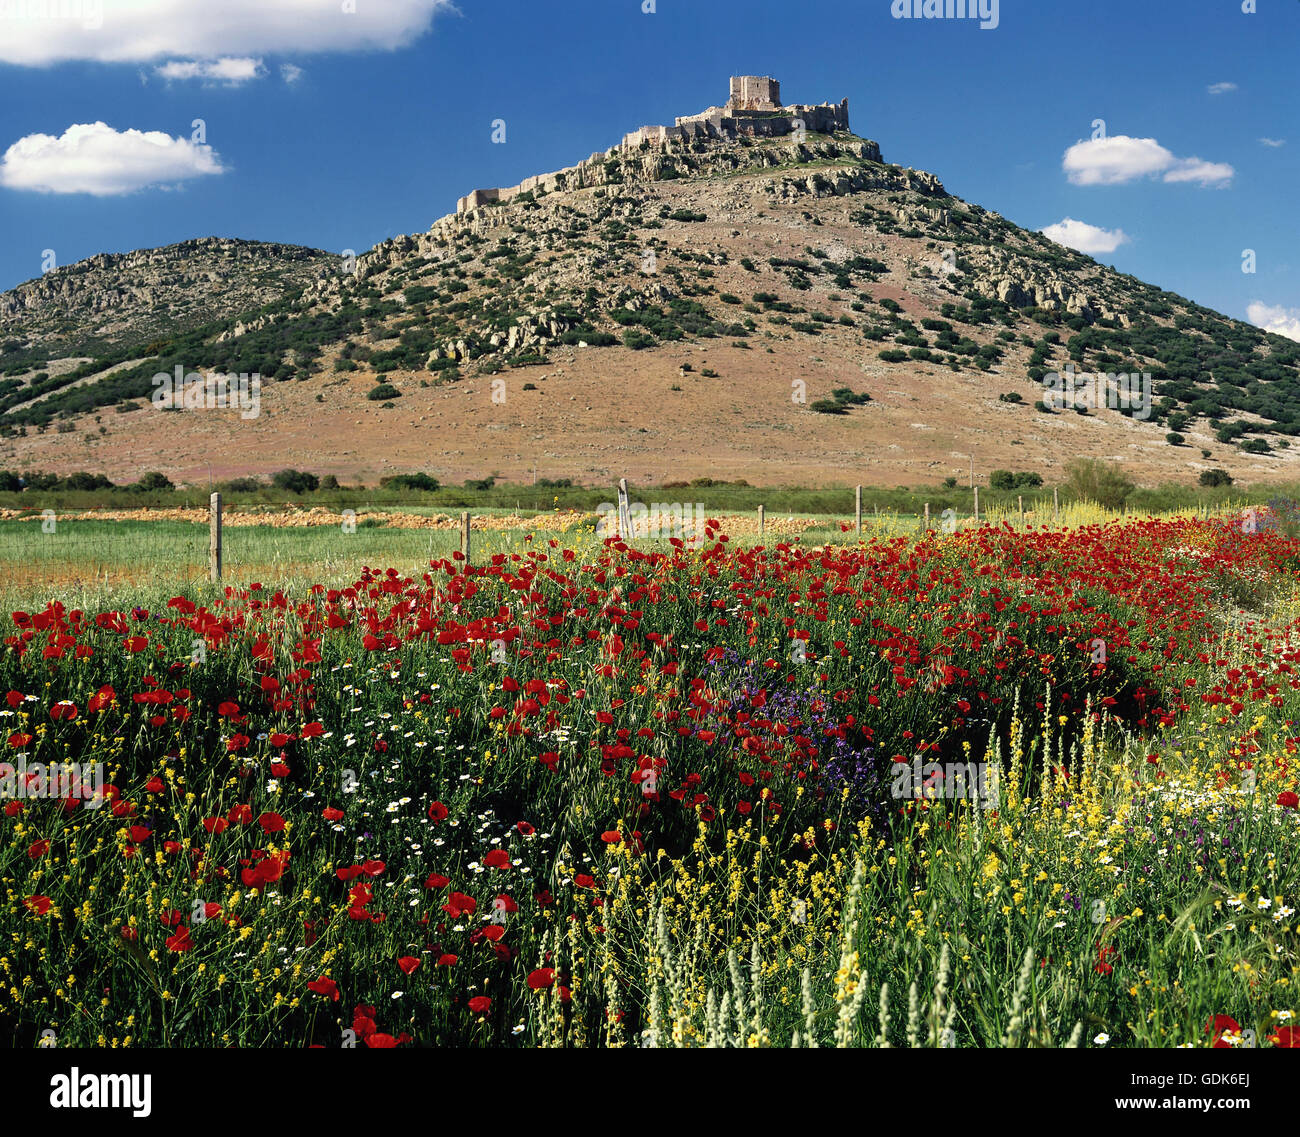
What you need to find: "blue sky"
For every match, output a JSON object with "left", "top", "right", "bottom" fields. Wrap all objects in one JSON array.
[{"left": 0, "top": 0, "right": 1297, "bottom": 338}]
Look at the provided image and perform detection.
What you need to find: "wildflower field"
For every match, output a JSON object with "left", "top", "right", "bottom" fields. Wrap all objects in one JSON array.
[{"left": 4, "top": 512, "right": 1300, "bottom": 1049}]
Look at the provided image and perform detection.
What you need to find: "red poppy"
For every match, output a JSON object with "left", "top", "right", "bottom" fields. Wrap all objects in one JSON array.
[
  {"left": 436, "top": 954, "right": 458, "bottom": 966},
  {"left": 27, "top": 839, "right": 50, "bottom": 858},
  {"left": 397, "top": 956, "right": 421, "bottom": 975},
  {"left": 1277, "top": 791, "right": 1299, "bottom": 809},
  {"left": 1205, "top": 1015, "right": 1241, "bottom": 1048},
  {"left": 443, "top": 892, "right": 476, "bottom": 918},
  {"left": 24, "top": 895, "right": 52, "bottom": 915},
  {"left": 258, "top": 811, "right": 286, "bottom": 833},
  {"left": 468, "top": 996, "right": 491, "bottom": 1013},
  {"left": 322, "top": 807, "right": 344, "bottom": 821},
  {"left": 483, "top": 849, "right": 510, "bottom": 869},
  {"left": 527, "top": 968, "right": 555, "bottom": 990},
  {"left": 1269, "top": 1025, "right": 1300, "bottom": 1047},
  {"left": 165, "top": 927, "right": 194, "bottom": 953},
  {"left": 427, "top": 801, "right": 449, "bottom": 822}
]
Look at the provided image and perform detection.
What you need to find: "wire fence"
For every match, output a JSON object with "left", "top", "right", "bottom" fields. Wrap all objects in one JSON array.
[{"left": 0, "top": 491, "right": 1242, "bottom": 595}]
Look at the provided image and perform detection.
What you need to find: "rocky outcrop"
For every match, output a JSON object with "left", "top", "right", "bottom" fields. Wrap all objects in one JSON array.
[{"left": 0, "top": 237, "right": 333, "bottom": 351}]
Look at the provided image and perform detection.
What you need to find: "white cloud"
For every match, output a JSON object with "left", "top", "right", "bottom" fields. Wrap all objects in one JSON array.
[
  {"left": 1162, "top": 157, "right": 1235, "bottom": 187},
  {"left": 0, "top": 122, "right": 224, "bottom": 195},
  {"left": 1260, "top": 137, "right": 1286, "bottom": 148},
  {"left": 0, "top": 0, "right": 453, "bottom": 66},
  {"left": 1063, "top": 134, "right": 1234, "bottom": 187},
  {"left": 1207, "top": 81, "right": 1237, "bottom": 95},
  {"left": 281, "top": 62, "right": 303, "bottom": 85},
  {"left": 1063, "top": 136, "right": 1175, "bottom": 185},
  {"left": 1247, "top": 302, "right": 1300, "bottom": 343},
  {"left": 1040, "top": 217, "right": 1129, "bottom": 256},
  {"left": 155, "top": 57, "right": 264, "bottom": 84}
]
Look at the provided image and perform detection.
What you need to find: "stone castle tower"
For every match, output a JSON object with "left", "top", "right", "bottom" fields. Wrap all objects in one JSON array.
[{"left": 729, "top": 75, "right": 781, "bottom": 110}]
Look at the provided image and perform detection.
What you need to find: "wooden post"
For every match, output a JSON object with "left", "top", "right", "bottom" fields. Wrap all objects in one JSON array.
[
  {"left": 1018, "top": 495, "right": 1024, "bottom": 526},
  {"left": 209, "top": 492, "right": 222, "bottom": 582},
  {"left": 1053, "top": 487, "right": 1059, "bottom": 524},
  {"left": 969, "top": 455, "right": 974, "bottom": 489},
  {"left": 461, "top": 511, "right": 471, "bottom": 565},
  {"left": 757, "top": 504, "right": 765, "bottom": 538},
  {"left": 855, "top": 485, "right": 862, "bottom": 537},
  {"left": 974, "top": 486, "right": 980, "bottom": 525},
  {"left": 924, "top": 502, "right": 930, "bottom": 532},
  {"left": 618, "top": 478, "right": 630, "bottom": 538}
]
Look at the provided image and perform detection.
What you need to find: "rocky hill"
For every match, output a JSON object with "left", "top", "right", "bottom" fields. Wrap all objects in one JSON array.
[
  {"left": 1, "top": 237, "right": 333, "bottom": 358},
  {"left": 1, "top": 106, "right": 1298, "bottom": 490}
]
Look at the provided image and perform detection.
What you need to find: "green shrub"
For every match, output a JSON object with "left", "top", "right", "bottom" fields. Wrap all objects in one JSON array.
[
  {"left": 271, "top": 469, "right": 320, "bottom": 494},
  {"left": 1064, "top": 458, "right": 1134, "bottom": 510},
  {"left": 380, "top": 473, "right": 440, "bottom": 491},
  {"left": 367, "top": 383, "right": 400, "bottom": 401},
  {"left": 131, "top": 472, "right": 174, "bottom": 492}
]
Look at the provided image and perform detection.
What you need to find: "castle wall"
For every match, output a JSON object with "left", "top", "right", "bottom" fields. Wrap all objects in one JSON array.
[{"left": 454, "top": 78, "right": 851, "bottom": 215}]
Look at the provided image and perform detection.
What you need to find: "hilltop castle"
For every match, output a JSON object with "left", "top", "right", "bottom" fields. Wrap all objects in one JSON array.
[{"left": 455, "top": 76, "right": 851, "bottom": 215}]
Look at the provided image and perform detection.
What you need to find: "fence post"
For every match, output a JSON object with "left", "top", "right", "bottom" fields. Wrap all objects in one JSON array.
[
  {"left": 209, "top": 492, "right": 222, "bottom": 582},
  {"left": 1018, "top": 495, "right": 1024, "bottom": 526},
  {"left": 855, "top": 486, "right": 862, "bottom": 537},
  {"left": 757, "top": 503, "right": 765, "bottom": 538},
  {"left": 924, "top": 502, "right": 930, "bottom": 532},
  {"left": 974, "top": 486, "right": 980, "bottom": 526},
  {"left": 461, "top": 511, "right": 471, "bottom": 566},
  {"left": 1053, "top": 487, "right": 1059, "bottom": 524},
  {"left": 618, "top": 478, "right": 631, "bottom": 538}
]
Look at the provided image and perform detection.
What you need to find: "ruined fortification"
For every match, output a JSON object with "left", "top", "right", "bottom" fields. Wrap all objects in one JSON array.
[{"left": 455, "top": 76, "right": 853, "bottom": 215}]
